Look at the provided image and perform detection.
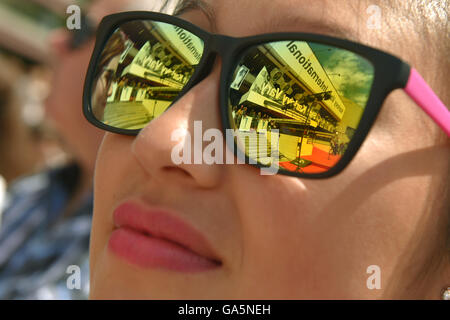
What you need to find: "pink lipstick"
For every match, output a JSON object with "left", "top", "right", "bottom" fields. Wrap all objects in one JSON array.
[{"left": 108, "top": 200, "right": 221, "bottom": 272}]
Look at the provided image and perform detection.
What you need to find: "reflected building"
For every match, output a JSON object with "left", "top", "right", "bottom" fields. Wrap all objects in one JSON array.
[
  {"left": 229, "top": 40, "right": 372, "bottom": 174},
  {"left": 92, "top": 20, "right": 203, "bottom": 130},
  {"left": 90, "top": 21, "right": 373, "bottom": 175}
]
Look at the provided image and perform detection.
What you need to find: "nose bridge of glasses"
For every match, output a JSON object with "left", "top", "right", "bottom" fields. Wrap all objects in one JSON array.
[
  {"left": 191, "top": 34, "right": 235, "bottom": 84},
  {"left": 209, "top": 34, "right": 236, "bottom": 55}
]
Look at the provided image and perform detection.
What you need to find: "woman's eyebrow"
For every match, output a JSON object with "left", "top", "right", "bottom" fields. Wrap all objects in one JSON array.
[
  {"left": 173, "top": 0, "right": 358, "bottom": 42},
  {"left": 173, "top": 0, "right": 217, "bottom": 31}
]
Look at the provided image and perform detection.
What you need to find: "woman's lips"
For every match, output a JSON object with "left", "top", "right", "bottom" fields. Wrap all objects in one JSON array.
[{"left": 108, "top": 200, "right": 221, "bottom": 272}]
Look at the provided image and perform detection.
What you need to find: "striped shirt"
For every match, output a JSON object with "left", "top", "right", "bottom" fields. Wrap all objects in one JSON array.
[{"left": 0, "top": 164, "right": 92, "bottom": 299}]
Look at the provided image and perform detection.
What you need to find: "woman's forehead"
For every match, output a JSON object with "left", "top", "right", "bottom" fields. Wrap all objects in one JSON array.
[{"left": 176, "top": 0, "right": 370, "bottom": 41}]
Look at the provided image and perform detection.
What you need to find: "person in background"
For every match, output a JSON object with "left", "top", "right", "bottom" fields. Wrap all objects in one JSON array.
[
  {"left": 0, "top": 56, "right": 43, "bottom": 185},
  {"left": 0, "top": 0, "right": 171, "bottom": 299}
]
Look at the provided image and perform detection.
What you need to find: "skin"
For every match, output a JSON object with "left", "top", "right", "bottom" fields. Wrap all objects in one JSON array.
[
  {"left": 45, "top": 27, "right": 100, "bottom": 179},
  {"left": 0, "top": 62, "right": 43, "bottom": 183},
  {"left": 89, "top": 0, "right": 450, "bottom": 299}
]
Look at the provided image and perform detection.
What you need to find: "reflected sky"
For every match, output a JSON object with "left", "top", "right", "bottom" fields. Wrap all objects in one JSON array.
[{"left": 309, "top": 42, "right": 374, "bottom": 108}]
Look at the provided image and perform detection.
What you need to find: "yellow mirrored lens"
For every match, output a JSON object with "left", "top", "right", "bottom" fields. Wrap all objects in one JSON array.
[
  {"left": 228, "top": 41, "right": 375, "bottom": 174},
  {"left": 91, "top": 20, "right": 204, "bottom": 130}
]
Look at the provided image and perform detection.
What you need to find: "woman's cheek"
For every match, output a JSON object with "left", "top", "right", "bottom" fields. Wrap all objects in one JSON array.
[{"left": 92, "top": 134, "right": 131, "bottom": 243}]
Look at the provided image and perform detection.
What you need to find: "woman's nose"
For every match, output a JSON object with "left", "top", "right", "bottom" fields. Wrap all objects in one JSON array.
[{"left": 131, "top": 62, "right": 225, "bottom": 188}]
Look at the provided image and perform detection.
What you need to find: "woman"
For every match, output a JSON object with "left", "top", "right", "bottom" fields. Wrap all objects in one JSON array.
[
  {"left": 92, "top": 32, "right": 125, "bottom": 120},
  {"left": 85, "top": 0, "right": 449, "bottom": 299}
]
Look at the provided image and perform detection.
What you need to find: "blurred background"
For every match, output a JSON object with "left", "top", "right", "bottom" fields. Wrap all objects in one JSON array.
[
  {"left": 0, "top": 0, "right": 174, "bottom": 299},
  {"left": 0, "top": 0, "right": 177, "bottom": 299},
  {"left": 0, "top": 0, "right": 93, "bottom": 205}
]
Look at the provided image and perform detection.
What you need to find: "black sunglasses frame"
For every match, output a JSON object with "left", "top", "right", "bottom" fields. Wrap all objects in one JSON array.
[{"left": 83, "top": 11, "right": 411, "bottom": 179}]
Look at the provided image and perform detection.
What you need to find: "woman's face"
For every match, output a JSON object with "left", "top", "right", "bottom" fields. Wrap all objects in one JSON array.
[
  {"left": 92, "top": 56, "right": 121, "bottom": 119},
  {"left": 89, "top": 0, "right": 449, "bottom": 299}
]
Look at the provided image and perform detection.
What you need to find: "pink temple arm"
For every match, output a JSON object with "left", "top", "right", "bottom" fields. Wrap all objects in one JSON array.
[{"left": 404, "top": 68, "right": 450, "bottom": 137}]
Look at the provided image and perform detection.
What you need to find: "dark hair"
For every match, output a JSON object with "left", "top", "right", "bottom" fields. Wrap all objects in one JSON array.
[
  {"left": 0, "top": 82, "right": 12, "bottom": 123},
  {"left": 94, "top": 31, "right": 125, "bottom": 79},
  {"left": 0, "top": 57, "right": 21, "bottom": 131}
]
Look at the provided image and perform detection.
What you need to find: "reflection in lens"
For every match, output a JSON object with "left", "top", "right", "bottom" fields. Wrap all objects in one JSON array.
[
  {"left": 228, "top": 41, "right": 375, "bottom": 174},
  {"left": 91, "top": 20, "right": 204, "bottom": 130}
]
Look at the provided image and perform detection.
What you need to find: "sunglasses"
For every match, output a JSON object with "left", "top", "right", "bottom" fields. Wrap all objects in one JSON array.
[{"left": 83, "top": 11, "right": 449, "bottom": 179}]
